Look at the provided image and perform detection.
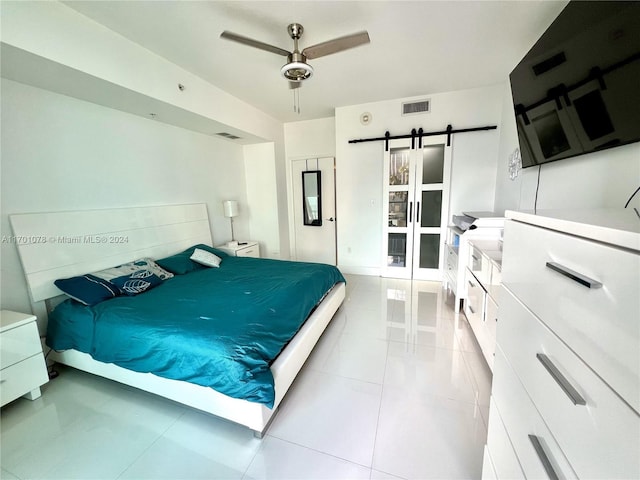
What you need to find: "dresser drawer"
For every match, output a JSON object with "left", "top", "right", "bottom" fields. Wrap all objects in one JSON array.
[
  {"left": 499, "top": 290, "right": 640, "bottom": 479},
  {"left": 446, "top": 244, "right": 458, "bottom": 269},
  {"left": 481, "top": 446, "right": 497, "bottom": 480},
  {"left": 489, "top": 263, "right": 501, "bottom": 289},
  {"left": 485, "top": 398, "right": 525, "bottom": 479},
  {"left": 445, "top": 245, "right": 458, "bottom": 287},
  {"left": 493, "top": 347, "right": 577, "bottom": 479},
  {"left": 236, "top": 245, "right": 259, "bottom": 258},
  {"left": 469, "top": 246, "right": 491, "bottom": 285},
  {"left": 0, "top": 320, "right": 42, "bottom": 368},
  {"left": 0, "top": 354, "right": 48, "bottom": 406},
  {"left": 483, "top": 295, "right": 497, "bottom": 370},
  {"left": 465, "top": 268, "right": 485, "bottom": 325},
  {"left": 502, "top": 219, "right": 640, "bottom": 412}
]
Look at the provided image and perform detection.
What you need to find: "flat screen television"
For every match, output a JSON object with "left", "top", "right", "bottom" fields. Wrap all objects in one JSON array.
[{"left": 510, "top": 1, "right": 640, "bottom": 168}]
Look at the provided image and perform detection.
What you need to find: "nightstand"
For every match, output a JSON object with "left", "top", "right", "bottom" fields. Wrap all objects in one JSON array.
[
  {"left": 1, "top": 310, "right": 49, "bottom": 406},
  {"left": 216, "top": 241, "right": 260, "bottom": 258}
]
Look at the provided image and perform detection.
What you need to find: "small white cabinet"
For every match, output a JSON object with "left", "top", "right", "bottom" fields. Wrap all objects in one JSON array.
[
  {"left": 443, "top": 213, "right": 503, "bottom": 312},
  {"left": 1, "top": 310, "right": 49, "bottom": 406},
  {"left": 483, "top": 209, "right": 640, "bottom": 479},
  {"left": 463, "top": 240, "right": 502, "bottom": 371},
  {"left": 216, "top": 241, "right": 260, "bottom": 258}
]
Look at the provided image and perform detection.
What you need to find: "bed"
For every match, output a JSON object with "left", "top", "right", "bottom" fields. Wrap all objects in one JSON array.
[{"left": 10, "top": 203, "right": 346, "bottom": 436}]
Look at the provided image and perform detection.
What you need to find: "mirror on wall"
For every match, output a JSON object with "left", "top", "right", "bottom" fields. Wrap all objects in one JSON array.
[{"left": 302, "top": 170, "right": 322, "bottom": 226}]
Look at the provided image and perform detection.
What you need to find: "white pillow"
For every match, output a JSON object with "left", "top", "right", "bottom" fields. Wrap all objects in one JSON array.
[{"left": 190, "top": 248, "right": 222, "bottom": 268}]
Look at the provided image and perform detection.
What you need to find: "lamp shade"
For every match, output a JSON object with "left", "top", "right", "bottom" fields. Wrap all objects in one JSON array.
[{"left": 223, "top": 200, "right": 239, "bottom": 218}]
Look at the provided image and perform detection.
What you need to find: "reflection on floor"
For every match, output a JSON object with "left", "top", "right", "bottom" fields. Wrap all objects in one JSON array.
[{"left": 1, "top": 275, "right": 492, "bottom": 480}]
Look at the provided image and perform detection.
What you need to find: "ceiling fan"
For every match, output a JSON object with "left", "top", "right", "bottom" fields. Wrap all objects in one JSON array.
[{"left": 220, "top": 23, "right": 370, "bottom": 90}]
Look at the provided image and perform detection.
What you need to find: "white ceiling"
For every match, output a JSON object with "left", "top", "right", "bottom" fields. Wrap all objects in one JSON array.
[{"left": 63, "top": 1, "right": 568, "bottom": 124}]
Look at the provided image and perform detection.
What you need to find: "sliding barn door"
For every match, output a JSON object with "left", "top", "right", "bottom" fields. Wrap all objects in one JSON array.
[{"left": 382, "top": 136, "right": 451, "bottom": 280}]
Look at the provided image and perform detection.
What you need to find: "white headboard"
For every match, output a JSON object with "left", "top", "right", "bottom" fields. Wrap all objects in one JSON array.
[{"left": 10, "top": 203, "right": 212, "bottom": 302}]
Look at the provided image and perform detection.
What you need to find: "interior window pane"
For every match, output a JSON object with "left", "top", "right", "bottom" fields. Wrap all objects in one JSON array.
[
  {"left": 388, "top": 192, "right": 408, "bottom": 227},
  {"left": 420, "top": 191, "right": 442, "bottom": 227},
  {"left": 419, "top": 234, "right": 440, "bottom": 269},
  {"left": 421, "top": 145, "right": 444, "bottom": 184},
  {"left": 388, "top": 233, "right": 407, "bottom": 267},
  {"left": 389, "top": 148, "right": 411, "bottom": 186}
]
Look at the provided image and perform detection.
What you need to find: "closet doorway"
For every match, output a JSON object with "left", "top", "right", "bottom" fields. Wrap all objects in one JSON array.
[
  {"left": 291, "top": 157, "right": 337, "bottom": 265},
  {"left": 382, "top": 136, "right": 452, "bottom": 280}
]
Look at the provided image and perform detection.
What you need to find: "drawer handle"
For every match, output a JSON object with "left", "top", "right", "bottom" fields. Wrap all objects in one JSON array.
[
  {"left": 545, "top": 262, "right": 602, "bottom": 289},
  {"left": 468, "top": 305, "right": 475, "bottom": 314},
  {"left": 537, "top": 353, "right": 586, "bottom": 406},
  {"left": 472, "top": 254, "right": 479, "bottom": 261},
  {"left": 468, "top": 280, "right": 476, "bottom": 288},
  {"left": 528, "top": 435, "right": 560, "bottom": 480}
]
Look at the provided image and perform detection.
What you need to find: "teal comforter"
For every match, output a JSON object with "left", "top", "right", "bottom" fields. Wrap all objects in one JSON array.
[{"left": 47, "top": 257, "right": 345, "bottom": 407}]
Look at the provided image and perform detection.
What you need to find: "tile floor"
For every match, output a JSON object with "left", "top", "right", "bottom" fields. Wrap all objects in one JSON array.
[{"left": 0, "top": 275, "right": 492, "bottom": 480}]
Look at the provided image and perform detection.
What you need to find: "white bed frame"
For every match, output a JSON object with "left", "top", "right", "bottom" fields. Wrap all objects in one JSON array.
[{"left": 10, "top": 203, "right": 345, "bottom": 436}]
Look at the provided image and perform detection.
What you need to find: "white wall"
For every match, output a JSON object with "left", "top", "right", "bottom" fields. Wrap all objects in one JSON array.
[
  {"left": 243, "top": 143, "right": 281, "bottom": 258},
  {"left": 0, "top": 79, "right": 248, "bottom": 316},
  {"left": 284, "top": 118, "right": 336, "bottom": 160},
  {"left": 1, "top": 0, "right": 291, "bottom": 264},
  {"left": 0, "top": 1, "right": 281, "bottom": 143},
  {"left": 335, "top": 86, "right": 503, "bottom": 275},
  {"left": 494, "top": 81, "right": 640, "bottom": 213}
]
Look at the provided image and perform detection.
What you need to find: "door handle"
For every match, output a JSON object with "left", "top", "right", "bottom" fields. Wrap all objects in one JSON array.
[
  {"left": 415, "top": 202, "right": 420, "bottom": 223},
  {"left": 408, "top": 202, "right": 413, "bottom": 223},
  {"left": 325, "top": 217, "right": 335, "bottom": 222}
]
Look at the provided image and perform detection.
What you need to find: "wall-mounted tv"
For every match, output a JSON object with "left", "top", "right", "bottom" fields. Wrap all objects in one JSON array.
[{"left": 510, "top": 1, "right": 640, "bottom": 168}]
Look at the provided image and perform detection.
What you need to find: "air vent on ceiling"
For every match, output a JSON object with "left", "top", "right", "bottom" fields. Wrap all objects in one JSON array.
[
  {"left": 215, "top": 132, "right": 241, "bottom": 140},
  {"left": 532, "top": 52, "right": 566, "bottom": 76},
  {"left": 402, "top": 99, "right": 431, "bottom": 116}
]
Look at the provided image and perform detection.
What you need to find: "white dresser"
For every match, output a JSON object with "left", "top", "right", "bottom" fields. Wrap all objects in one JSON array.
[
  {"left": 1, "top": 310, "right": 49, "bottom": 406},
  {"left": 444, "top": 212, "right": 504, "bottom": 313},
  {"left": 464, "top": 239, "right": 502, "bottom": 371},
  {"left": 483, "top": 209, "right": 640, "bottom": 479},
  {"left": 216, "top": 241, "right": 260, "bottom": 258}
]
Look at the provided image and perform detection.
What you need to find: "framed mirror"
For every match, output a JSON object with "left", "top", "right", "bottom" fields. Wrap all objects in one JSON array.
[{"left": 302, "top": 170, "right": 322, "bottom": 226}]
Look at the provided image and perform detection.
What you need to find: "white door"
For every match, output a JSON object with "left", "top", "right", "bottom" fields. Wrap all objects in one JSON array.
[
  {"left": 382, "top": 136, "right": 451, "bottom": 280},
  {"left": 292, "top": 157, "right": 337, "bottom": 265}
]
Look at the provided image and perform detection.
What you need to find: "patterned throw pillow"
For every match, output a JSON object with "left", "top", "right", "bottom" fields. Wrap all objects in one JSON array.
[
  {"left": 93, "top": 258, "right": 174, "bottom": 282},
  {"left": 110, "top": 269, "right": 163, "bottom": 296}
]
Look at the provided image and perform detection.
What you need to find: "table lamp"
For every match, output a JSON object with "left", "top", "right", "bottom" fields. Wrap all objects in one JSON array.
[{"left": 223, "top": 200, "right": 239, "bottom": 245}]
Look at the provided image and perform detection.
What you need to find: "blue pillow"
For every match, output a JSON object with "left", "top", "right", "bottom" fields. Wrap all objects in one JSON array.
[
  {"left": 111, "top": 270, "right": 163, "bottom": 296},
  {"left": 93, "top": 258, "right": 173, "bottom": 282},
  {"left": 156, "top": 244, "right": 228, "bottom": 274},
  {"left": 156, "top": 250, "right": 204, "bottom": 275},
  {"left": 54, "top": 274, "right": 120, "bottom": 306}
]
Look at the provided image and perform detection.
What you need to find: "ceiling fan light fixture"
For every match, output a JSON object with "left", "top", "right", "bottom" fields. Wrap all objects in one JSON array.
[{"left": 281, "top": 61, "right": 313, "bottom": 81}]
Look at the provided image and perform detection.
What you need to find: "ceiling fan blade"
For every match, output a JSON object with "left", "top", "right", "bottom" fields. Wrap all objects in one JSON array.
[
  {"left": 220, "top": 31, "right": 290, "bottom": 57},
  {"left": 289, "top": 81, "right": 302, "bottom": 90},
  {"left": 303, "top": 31, "right": 370, "bottom": 59}
]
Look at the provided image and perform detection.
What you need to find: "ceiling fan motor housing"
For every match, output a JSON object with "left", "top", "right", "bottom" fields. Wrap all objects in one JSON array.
[{"left": 281, "top": 51, "right": 313, "bottom": 82}]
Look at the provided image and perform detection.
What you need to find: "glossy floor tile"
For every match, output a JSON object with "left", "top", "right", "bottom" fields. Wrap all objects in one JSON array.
[{"left": 0, "top": 275, "right": 491, "bottom": 480}]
